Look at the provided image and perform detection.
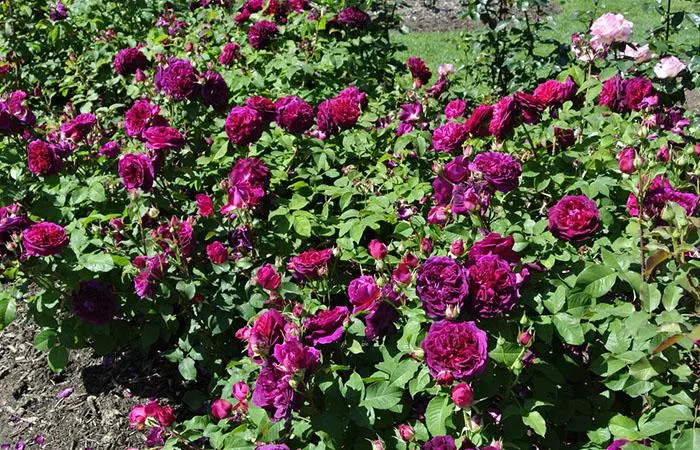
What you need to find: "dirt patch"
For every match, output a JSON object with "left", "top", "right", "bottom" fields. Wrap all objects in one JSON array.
[
  {"left": 686, "top": 89, "right": 700, "bottom": 113},
  {"left": 396, "top": 0, "right": 562, "bottom": 32},
  {"left": 0, "top": 304, "right": 186, "bottom": 449}
]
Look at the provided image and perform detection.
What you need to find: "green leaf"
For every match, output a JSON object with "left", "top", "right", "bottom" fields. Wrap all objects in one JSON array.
[
  {"left": 489, "top": 341, "right": 522, "bottom": 367},
  {"left": 675, "top": 429, "right": 700, "bottom": 450},
  {"left": 552, "top": 313, "right": 584, "bottom": 345},
  {"left": 0, "top": 296, "right": 16, "bottom": 331},
  {"left": 48, "top": 346, "right": 69, "bottom": 372},
  {"left": 523, "top": 411, "right": 547, "bottom": 437},
  {"left": 424, "top": 395, "right": 451, "bottom": 437},
  {"left": 80, "top": 253, "right": 114, "bottom": 272},
  {"left": 543, "top": 285, "right": 566, "bottom": 314},
  {"left": 179, "top": 357, "right": 197, "bottom": 381},
  {"left": 661, "top": 284, "right": 683, "bottom": 311},
  {"left": 293, "top": 215, "right": 312, "bottom": 237},
  {"left": 176, "top": 281, "right": 196, "bottom": 300},
  {"left": 576, "top": 265, "right": 617, "bottom": 298},
  {"left": 34, "top": 329, "right": 58, "bottom": 351},
  {"left": 362, "top": 382, "right": 402, "bottom": 410},
  {"left": 639, "top": 405, "right": 693, "bottom": 437},
  {"left": 608, "top": 414, "right": 640, "bottom": 440}
]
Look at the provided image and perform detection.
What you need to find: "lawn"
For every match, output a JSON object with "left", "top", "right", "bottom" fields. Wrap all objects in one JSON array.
[{"left": 393, "top": 0, "right": 699, "bottom": 69}]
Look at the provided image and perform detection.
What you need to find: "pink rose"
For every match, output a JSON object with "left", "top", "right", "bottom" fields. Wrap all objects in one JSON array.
[
  {"left": 590, "top": 13, "right": 633, "bottom": 46},
  {"left": 257, "top": 263, "right": 281, "bottom": 290},
  {"left": 654, "top": 56, "right": 686, "bottom": 79},
  {"left": 623, "top": 43, "right": 650, "bottom": 63},
  {"left": 347, "top": 275, "right": 381, "bottom": 313},
  {"left": 206, "top": 241, "right": 228, "bottom": 264},
  {"left": 451, "top": 383, "right": 474, "bottom": 408},
  {"left": 367, "top": 239, "right": 387, "bottom": 260},
  {"left": 211, "top": 398, "right": 232, "bottom": 419}
]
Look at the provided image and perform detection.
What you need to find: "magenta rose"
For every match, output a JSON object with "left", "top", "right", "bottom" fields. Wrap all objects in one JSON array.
[
  {"left": 406, "top": 56, "right": 431, "bottom": 86},
  {"left": 432, "top": 176, "right": 453, "bottom": 204},
  {"left": 416, "top": 256, "right": 469, "bottom": 320},
  {"left": 488, "top": 96, "right": 518, "bottom": 140},
  {"left": 421, "top": 320, "right": 488, "bottom": 381},
  {"left": 275, "top": 96, "right": 314, "bottom": 134},
  {"left": 617, "top": 147, "right": 637, "bottom": 173},
  {"left": 211, "top": 399, "right": 232, "bottom": 419},
  {"left": 548, "top": 195, "right": 600, "bottom": 241},
  {"left": 245, "top": 96, "right": 276, "bottom": 124},
  {"left": 467, "top": 255, "right": 518, "bottom": 317},
  {"left": 225, "top": 106, "right": 265, "bottom": 146},
  {"left": 335, "top": 6, "right": 370, "bottom": 29},
  {"left": 467, "top": 233, "right": 520, "bottom": 265},
  {"left": 599, "top": 74, "right": 624, "bottom": 112},
  {"left": 445, "top": 99, "right": 467, "bottom": 119},
  {"left": 273, "top": 338, "right": 320, "bottom": 375},
  {"left": 27, "top": 140, "right": 60, "bottom": 176},
  {"left": 222, "top": 157, "right": 270, "bottom": 212},
  {"left": 124, "top": 99, "right": 168, "bottom": 138},
  {"left": 513, "top": 91, "right": 544, "bottom": 125},
  {"left": 113, "top": 47, "right": 149, "bottom": 75},
  {"left": 257, "top": 264, "right": 281, "bottom": 290},
  {"left": 432, "top": 122, "right": 466, "bottom": 153},
  {"left": 464, "top": 104, "right": 493, "bottom": 137},
  {"left": 118, "top": 153, "right": 155, "bottom": 191},
  {"left": 365, "top": 284, "right": 403, "bottom": 341},
  {"left": 60, "top": 113, "right": 96, "bottom": 142},
  {"left": 72, "top": 280, "right": 117, "bottom": 325},
  {"left": 328, "top": 94, "right": 361, "bottom": 130},
  {"left": 622, "top": 76, "right": 654, "bottom": 111},
  {"left": 287, "top": 248, "right": 333, "bottom": 281},
  {"left": 347, "top": 275, "right": 381, "bottom": 313},
  {"left": 0, "top": 90, "right": 36, "bottom": 136},
  {"left": 469, "top": 152, "right": 522, "bottom": 192},
  {"left": 99, "top": 141, "right": 121, "bottom": 158},
  {"left": 218, "top": 42, "right": 241, "bottom": 66},
  {"left": 451, "top": 181, "right": 491, "bottom": 216},
  {"left": 195, "top": 194, "right": 214, "bottom": 217},
  {"left": 248, "top": 309, "right": 286, "bottom": 364},
  {"left": 154, "top": 58, "right": 197, "bottom": 100},
  {"left": 22, "top": 222, "right": 68, "bottom": 257},
  {"left": 248, "top": 20, "right": 279, "bottom": 50},
  {"left": 532, "top": 77, "right": 577, "bottom": 108},
  {"left": 206, "top": 241, "right": 228, "bottom": 264},
  {"left": 443, "top": 155, "right": 469, "bottom": 183},
  {"left": 143, "top": 126, "right": 185, "bottom": 150},
  {"left": 423, "top": 436, "right": 456, "bottom": 450},
  {"left": 367, "top": 239, "right": 387, "bottom": 260},
  {"left": 451, "top": 383, "right": 474, "bottom": 408},
  {"left": 628, "top": 176, "right": 698, "bottom": 219},
  {"left": 200, "top": 70, "right": 230, "bottom": 110},
  {"left": 304, "top": 306, "right": 349, "bottom": 345}
]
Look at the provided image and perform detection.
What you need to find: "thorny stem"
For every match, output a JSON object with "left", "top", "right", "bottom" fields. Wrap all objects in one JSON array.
[{"left": 665, "top": 0, "right": 672, "bottom": 42}]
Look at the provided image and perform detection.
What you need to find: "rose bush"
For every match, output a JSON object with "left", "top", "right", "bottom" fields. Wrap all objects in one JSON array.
[{"left": 0, "top": 2, "right": 699, "bottom": 450}]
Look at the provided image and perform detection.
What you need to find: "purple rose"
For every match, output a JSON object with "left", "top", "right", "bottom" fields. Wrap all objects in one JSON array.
[
  {"left": 406, "top": 57, "right": 431, "bottom": 86},
  {"left": 221, "top": 157, "right": 270, "bottom": 213},
  {"left": 348, "top": 275, "right": 381, "bottom": 313},
  {"left": 467, "top": 255, "right": 518, "bottom": 318},
  {"left": 421, "top": 320, "right": 489, "bottom": 381},
  {"left": 469, "top": 152, "right": 522, "bottom": 192},
  {"left": 0, "top": 204, "right": 31, "bottom": 245},
  {"left": 432, "top": 176, "right": 453, "bottom": 206},
  {"left": 257, "top": 445, "right": 290, "bottom": 450},
  {"left": 224, "top": 106, "right": 265, "bottom": 146},
  {"left": 72, "top": 280, "right": 117, "bottom": 325},
  {"left": 113, "top": 47, "right": 149, "bottom": 75},
  {"left": 200, "top": 70, "right": 229, "bottom": 109},
  {"left": 248, "top": 309, "right": 286, "bottom": 363},
  {"left": 22, "top": 222, "right": 68, "bottom": 257},
  {"left": 286, "top": 248, "right": 333, "bottom": 281},
  {"left": 445, "top": 99, "right": 467, "bottom": 119},
  {"left": 99, "top": 141, "right": 121, "bottom": 158},
  {"left": 432, "top": 122, "right": 466, "bottom": 153},
  {"left": 143, "top": 126, "right": 185, "bottom": 150},
  {"left": 533, "top": 77, "right": 577, "bottom": 108},
  {"left": 628, "top": 176, "right": 698, "bottom": 219},
  {"left": 246, "top": 96, "right": 277, "bottom": 125},
  {"left": 60, "top": 113, "right": 96, "bottom": 142},
  {"left": 133, "top": 254, "right": 166, "bottom": 298},
  {"left": 0, "top": 91, "right": 36, "bottom": 136},
  {"left": 272, "top": 338, "right": 320, "bottom": 375},
  {"left": 488, "top": 96, "right": 518, "bottom": 141},
  {"left": 124, "top": 99, "right": 168, "bottom": 138},
  {"left": 27, "top": 140, "right": 61, "bottom": 176},
  {"left": 623, "top": 76, "right": 654, "bottom": 111},
  {"left": 467, "top": 233, "right": 520, "bottom": 265},
  {"left": 617, "top": 147, "right": 637, "bottom": 173},
  {"left": 118, "top": 153, "right": 155, "bottom": 191},
  {"left": 252, "top": 365, "right": 296, "bottom": 421},
  {"left": 416, "top": 256, "right": 468, "bottom": 320},
  {"left": 365, "top": 284, "right": 402, "bottom": 341},
  {"left": 304, "top": 306, "right": 349, "bottom": 345},
  {"left": 154, "top": 58, "right": 198, "bottom": 100},
  {"left": 443, "top": 155, "right": 469, "bottom": 183},
  {"left": 248, "top": 20, "right": 279, "bottom": 50},
  {"left": 599, "top": 74, "right": 624, "bottom": 112},
  {"left": 464, "top": 104, "right": 493, "bottom": 137},
  {"left": 335, "top": 6, "right": 370, "bottom": 29},
  {"left": 206, "top": 241, "right": 228, "bottom": 264},
  {"left": 423, "top": 436, "right": 456, "bottom": 450},
  {"left": 219, "top": 42, "right": 241, "bottom": 66},
  {"left": 275, "top": 96, "right": 314, "bottom": 134},
  {"left": 548, "top": 195, "right": 600, "bottom": 241},
  {"left": 513, "top": 91, "right": 544, "bottom": 125},
  {"left": 228, "top": 225, "right": 254, "bottom": 255},
  {"left": 451, "top": 181, "right": 491, "bottom": 216}
]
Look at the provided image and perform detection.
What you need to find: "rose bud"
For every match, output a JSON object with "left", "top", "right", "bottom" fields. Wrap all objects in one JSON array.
[
  {"left": 397, "top": 424, "right": 414, "bottom": 442},
  {"left": 402, "top": 252, "right": 419, "bottom": 268},
  {"left": 367, "top": 239, "right": 388, "bottom": 260},
  {"left": 450, "top": 239, "right": 465, "bottom": 257},
  {"left": 232, "top": 382, "right": 249, "bottom": 402},
  {"left": 211, "top": 398, "right": 232, "bottom": 419},
  {"left": 451, "top": 383, "right": 474, "bottom": 409},
  {"left": 656, "top": 146, "right": 669, "bottom": 162},
  {"left": 256, "top": 264, "right": 281, "bottom": 290},
  {"left": 518, "top": 331, "right": 533, "bottom": 346},
  {"left": 435, "top": 370, "right": 454, "bottom": 385},
  {"left": 420, "top": 237, "right": 433, "bottom": 254}
]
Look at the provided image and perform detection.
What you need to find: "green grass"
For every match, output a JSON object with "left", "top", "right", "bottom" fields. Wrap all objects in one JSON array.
[{"left": 392, "top": 0, "right": 699, "bottom": 70}]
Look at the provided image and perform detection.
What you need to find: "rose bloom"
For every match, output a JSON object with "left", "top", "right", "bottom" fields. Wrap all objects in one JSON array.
[
  {"left": 206, "top": 241, "right": 228, "bottom": 264},
  {"left": 211, "top": 398, "right": 232, "bottom": 419},
  {"left": 654, "top": 56, "right": 686, "bottom": 79},
  {"left": 113, "top": 47, "right": 149, "bottom": 75},
  {"left": 445, "top": 99, "right": 467, "bottom": 119},
  {"left": 467, "top": 255, "right": 519, "bottom": 318},
  {"left": 124, "top": 99, "right": 168, "bottom": 138},
  {"left": 432, "top": 122, "right": 466, "bottom": 153},
  {"left": 27, "top": 140, "right": 60, "bottom": 176},
  {"left": 532, "top": 77, "right": 577, "bottom": 109},
  {"left": 246, "top": 96, "right": 276, "bottom": 125},
  {"left": 0, "top": 90, "right": 36, "bottom": 136},
  {"left": 423, "top": 436, "right": 456, "bottom": 450},
  {"left": 222, "top": 157, "right": 270, "bottom": 212},
  {"left": 60, "top": 113, "right": 96, "bottom": 142},
  {"left": 257, "top": 445, "right": 290, "bottom": 450},
  {"left": 599, "top": 74, "right": 625, "bottom": 113},
  {"left": 432, "top": 176, "right": 453, "bottom": 205},
  {"left": 406, "top": 56, "right": 431, "bottom": 86},
  {"left": 99, "top": 141, "right": 121, "bottom": 158},
  {"left": 590, "top": 13, "right": 633, "bottom": 45},
  {"left": 143, "top": 126, "right": 185, "bottom": 150},
  {"left": 623, "top": 77, "right": 654, "bottom": 111},
  {"left": 488, "top": 96, "right": 518, "bottom": 140},
  {"left": 469, "top": 152, "right": 522, "bottom": 192},
  {"left": 72, "top": 280, "right": 117, "bottom": 325},
  {"left": 627, "top": 176, "right": 698, "bottom": 219},
  {"left": 365, "top": 284, "right": 403, "bottom": 340},
  {"left": 623, "top": 43, "right": 650, "bottom": 63},
  {"left": 335, "top": 6, "right": 370, "bottom": 29},
  {"left": 22, "top": 222, "right": 68, "bottom": 257},
  {"left": 327, "top": 94, "right": 360, "bottom": 130},
  {"left": 287, "top": 248, "right": 333, "bottom": 281},
  {"left": 225, "top": 106, "right": 265, "bottom": 146},
  {"left": 397, "top": 424, "right": 414, "bottom": 442},
  {"left": 617, "top": 147, "right": 637, "bottom": 174},
  {"left": 257, "top": 263, "right": 281, "bottom": 290},
  {"left": 367, "top": 239, "right": 387, "bottom": 260},
  {"left": 118, "top": 153, "right": 155, "bottom": 191},
  {"left": 248, "top": 309, "right": 286, "bottom": 363},
  {"left": 548, "top": 195, "right": 600, "bottom": 241},
  {"left": 468, "top": 232, "right": 520, "bottom": 265},
  {"left": 218, "top": 42, "right": 241, "bottom": 66},
  {"left": 421, "top": 320, "right": 489, "bottom": 381},
  {"left": 416, "top": 256, "right": 469, "bottom": 320},
  {"left": 464, "top": 104, "right": 493, "bottom": 137},
  {"left": 195, "top": 194, "right": 214, "bottom": 217},
  {"left": 154, "top": 58, "right": 197, "bottom": 100},
  {"left": 348, "top": 275, "right": 381, "bottom": 313},
  {"left": 273, "top": 338, "right": 320, "bottom": 375},
  {"left": 275, "top": 95, "right": 314, "bottom": 134},
  {"left": 304, "top": 306, "right": 349, "bottom": 345},
  {"left": 451, "top": 181, "right": 492, "bottom": 216},
  {"left": 200, "top": 70, "right": 230, "bottom": 110},
  {"left": 444, "top": 155, "right": 469, "bottom": 183},
  {"left": 451, "top": 383, "right": 474, "bottom": 409},
  {"left": 248, "top": 20, "right": 279, "bottom": 50}
]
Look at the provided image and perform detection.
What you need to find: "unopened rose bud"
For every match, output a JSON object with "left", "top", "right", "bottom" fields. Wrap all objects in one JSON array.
[
  {"left": 367, "top": 239, "right": 388, "bottom": 260},
  {"left": 147, "top": 207, "right": 159, "bottom": 218},
  {"left": 436, "top": 370, "right": 454, "bottom": 385},
  {"left": 451, "top": 383, "right": 474, "bottom": 409},
  {"left": 445, "top": 303, "right": 460, "bottom": 320},
  {"left": 518, "top": 331, "right": 533, "bottom": 346},
  {"left": 420, "top": 237, "right": 433, "bottom": 254},
  {"left": 397, "top": 424, "right": 414, "bottom": 442},
  {"left": 450, "top": 239, "right": 464, "bottom": 257},
  {"left": 371, "top": 440, "right": 384, "bottom": 450}
]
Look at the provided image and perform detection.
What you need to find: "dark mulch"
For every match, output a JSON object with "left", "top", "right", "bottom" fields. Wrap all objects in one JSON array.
[{"left": 0, "top": 303, "right": 185, "bottom": 449}]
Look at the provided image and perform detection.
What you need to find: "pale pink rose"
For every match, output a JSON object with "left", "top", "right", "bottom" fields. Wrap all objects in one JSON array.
[
  {"left": 623, "top": 43, "right": 650, "bottom": 63},
  {"left": 654, "top": 56, "right": 686, "bottom": 79},
  {"left": 438, "top": 64, "right": 455, "bottom": 77},
  {"left": 590, "top": 13, "right": 633, "bottom": 45}
]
